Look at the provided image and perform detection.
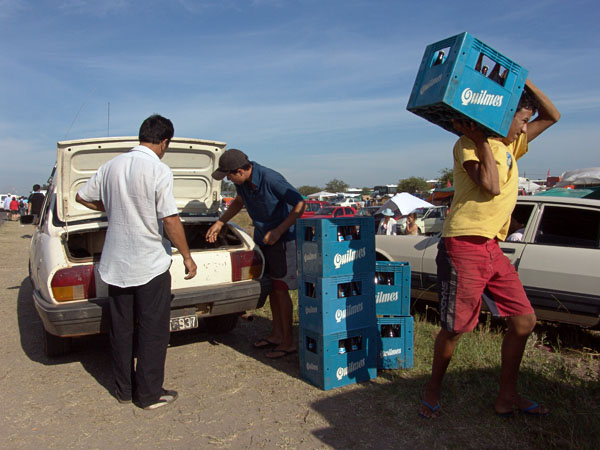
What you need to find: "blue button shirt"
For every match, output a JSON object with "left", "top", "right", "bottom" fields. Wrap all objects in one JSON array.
[{"left": 235, "top": 162, "right": 303, "bottom": 244}]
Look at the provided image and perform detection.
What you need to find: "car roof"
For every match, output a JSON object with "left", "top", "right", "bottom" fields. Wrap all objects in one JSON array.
[{"left": 518, "top": 195, "right": 600, "bottom": 207}]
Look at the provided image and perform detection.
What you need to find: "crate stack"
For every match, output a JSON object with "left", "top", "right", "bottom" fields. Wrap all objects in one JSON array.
[
  {"left": 375, "top": 261, "right": 414, "bottom": 370},
  {"left": 407, "top": 32, "right": 528, "bottom": 138},
  {"left": 296, "top": 216, "right": 377, "bottom": 390}
]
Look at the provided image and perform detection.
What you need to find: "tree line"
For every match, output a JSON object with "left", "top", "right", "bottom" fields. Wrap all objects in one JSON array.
[{"left": 221, "top": 169, "right": 454, "bottom": 197}]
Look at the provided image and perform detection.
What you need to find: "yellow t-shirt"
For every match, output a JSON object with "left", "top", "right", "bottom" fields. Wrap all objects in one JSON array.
[{"left": 443, "top": 134, "right": 528, "bottom": 240}]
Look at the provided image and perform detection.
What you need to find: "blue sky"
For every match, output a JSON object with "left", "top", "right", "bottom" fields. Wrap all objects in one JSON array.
[{"left": 1, "top": 0, "right": 599, "bottom": 195}]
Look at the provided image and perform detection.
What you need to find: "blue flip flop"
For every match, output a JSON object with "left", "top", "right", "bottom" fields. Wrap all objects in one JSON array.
[
  {"left": 418, "top": 400, "right": 441, "bottom": 419},
  {"left": 520, "top": 401, "right": 548, "bottom": 416}
]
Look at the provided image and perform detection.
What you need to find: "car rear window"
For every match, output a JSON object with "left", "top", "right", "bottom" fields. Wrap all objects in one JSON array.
[{"left": 316, "top": 207, "right": 335, "bottom": 215}]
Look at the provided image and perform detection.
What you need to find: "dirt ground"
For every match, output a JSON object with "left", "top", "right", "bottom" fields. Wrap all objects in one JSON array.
[{"left": 0, "top": 218, "right": 436, "bottom": 450}]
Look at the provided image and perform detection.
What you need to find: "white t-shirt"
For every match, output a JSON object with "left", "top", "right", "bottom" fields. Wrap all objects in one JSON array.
[
  {"left": 377, "top": 218, "right": 397, "bottom": 235},
  {"left": 77, "top": 145, "right": 178, "bottom": 287},
  {"left": 506, "top": 227, "right": 525, "bottom": 242}
]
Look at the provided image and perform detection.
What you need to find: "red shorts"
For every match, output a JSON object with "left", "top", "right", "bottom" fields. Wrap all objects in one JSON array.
[{"left": 436, "top": 236, "right": 534, "bottom": 333}]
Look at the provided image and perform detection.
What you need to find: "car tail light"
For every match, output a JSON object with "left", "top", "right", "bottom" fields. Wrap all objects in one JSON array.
[
  {"left": 231, "top": 250, "right": 263, "bottom": 282},
  {"left": 51, "top": 265, "right": 96, "bottom": 302}
]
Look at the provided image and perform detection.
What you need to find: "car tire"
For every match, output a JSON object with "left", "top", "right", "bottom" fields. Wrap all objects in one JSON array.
[
  {"left": 204, "top": 313, "right": 239, "bottom": 334},
  {"left": 43, "top": 329, "right": 72, "bottom": 357}
]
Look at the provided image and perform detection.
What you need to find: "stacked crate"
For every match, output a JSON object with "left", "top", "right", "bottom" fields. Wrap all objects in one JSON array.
[
  {"left": 375, "top": 261, "right": 414, "bottom": 370},
  {"left": 407, "top": 32, "right": 528, "bottom": 138},
  {"left": 297, "top": 217, "right": 377, "bottom": 390}
]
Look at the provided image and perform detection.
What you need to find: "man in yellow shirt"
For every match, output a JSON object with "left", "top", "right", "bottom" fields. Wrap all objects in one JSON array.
[{"left": 419, "top": 80, "right": 560, "bottom": 419}]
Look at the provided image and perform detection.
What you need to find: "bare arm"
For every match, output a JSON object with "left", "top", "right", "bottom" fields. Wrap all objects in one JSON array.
[
  {"left": 452, "top": 120, "right": 500, "bottom": 196},
  {"left": 163, "top": 215, "right": 197, "bottom": 279},
  {"left": 75, "top": 193, "right": 105, "bottom": 212},
  {"left": 525, "top": 79, "right": 561, "bottom": 142},
  {"left": 205, "top": 195, "right": 244, "bottom": 243},
  {"left": 263, "top": 199, "right": 306, "bottom": 245}
]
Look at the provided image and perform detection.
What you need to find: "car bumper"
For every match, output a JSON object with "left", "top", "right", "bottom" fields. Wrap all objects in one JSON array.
[{"left": 34, "top": 278, "right": 271, "bottom": 337}]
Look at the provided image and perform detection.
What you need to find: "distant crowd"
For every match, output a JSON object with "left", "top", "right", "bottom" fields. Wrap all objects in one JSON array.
[{"left": 2, "top": 184, "right": 45, "bottom": 223}]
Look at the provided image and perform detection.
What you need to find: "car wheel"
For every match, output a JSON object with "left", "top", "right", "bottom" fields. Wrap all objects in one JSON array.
[
  {"left": 204, "top": 313, "right": 239, "bottom": 333},
  {"left": 43, "top": 329, "right": 72, "bottom": 357}
]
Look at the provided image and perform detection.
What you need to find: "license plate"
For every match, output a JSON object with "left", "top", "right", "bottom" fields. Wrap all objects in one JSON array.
[{"left": 170, "top": 315, "right": 198, "bottom": 332}]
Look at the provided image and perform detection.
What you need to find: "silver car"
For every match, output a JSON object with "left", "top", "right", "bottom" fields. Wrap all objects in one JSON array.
[{"left": 376, "top": 196, "right": 600, "bottom": 328}]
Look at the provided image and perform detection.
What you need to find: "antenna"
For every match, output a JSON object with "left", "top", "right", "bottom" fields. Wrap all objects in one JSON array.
[
  {"left": 64, "top": 87, "right": 97, "bottom": 139},
  {"left": 107, "top": 102, "right": 110, "bottom": 136}
]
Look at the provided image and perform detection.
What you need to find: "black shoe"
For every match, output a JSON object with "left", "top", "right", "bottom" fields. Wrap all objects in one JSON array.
[
  {"left": 115, "top": 392, "right": 132, "bottom": 404},
  {"left": 143, "top": 389, "right": 178, "bottom": 410}
]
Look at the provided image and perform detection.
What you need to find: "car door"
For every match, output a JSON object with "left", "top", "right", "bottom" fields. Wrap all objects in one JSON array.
[
  {"left": 516, "top": 202, "right": 600, "bottom": 323},
  {"left": 498, "top": 201, "right": 537, "bottom": 266}
]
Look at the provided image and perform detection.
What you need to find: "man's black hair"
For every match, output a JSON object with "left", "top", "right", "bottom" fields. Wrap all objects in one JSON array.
[
  {"left": 33, "top": 184, "right": 40, "bottom": 191},
  {"left": 517, "top": 87, "right": 539, "bottom": 114},
  {"left": 138, "top": 114, "right": 174, "bottom": 144}
]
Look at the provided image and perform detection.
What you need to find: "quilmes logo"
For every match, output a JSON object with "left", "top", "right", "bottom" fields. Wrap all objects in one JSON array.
[
  {"left": 381, "top": 348, "right": 402, "bottom": 358},
  {"left": 375, "top": 291, "right": 398, "bottom": 304},
  {"left": 304, "top": 306, "right": 318, "bottom": 315},
  {"left": 303, "top": 252, "right": 318, "bottom": 263},
  {"left": 306, "top": 362, "right": 319, "bottom": 372},
  {"left": 334, "top": 303, "right": 364, "bottom": 323},
  {"left": 336, "top": 359, "right": 366, "bottom": 380},
  {"left": 461, "top": 88, "right": 503, "bottom": 107},
  {"left": 333, "top": 247, "right": 367, "bottom": 269}
]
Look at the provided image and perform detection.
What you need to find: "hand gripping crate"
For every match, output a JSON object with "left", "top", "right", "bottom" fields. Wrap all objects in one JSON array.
[
  {"left": 377, "top": 316, "right": 414, "bottom": 370},
  {"left": 299, "top": 272, "right": 376, "bottom": 335},
  {"left": 297, "top": 217, "right": 375, "bottom": 278},
  {"left": 299, "top": 326, "right": 378, "bottom": 390},
  {"left": 406, "top": 32, "right": 528, "bottom": 137},
  {"left": 375, "top": 261, "right": 411, "bottom": 316}
]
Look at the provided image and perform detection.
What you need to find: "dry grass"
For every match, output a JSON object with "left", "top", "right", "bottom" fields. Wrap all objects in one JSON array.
[{"left": 255, "top": 291, "right": 600, "bottom": 449}]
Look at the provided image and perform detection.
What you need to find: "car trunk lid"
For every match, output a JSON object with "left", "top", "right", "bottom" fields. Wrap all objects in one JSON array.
[{"left": 55, "top": 136, "right": 226, "bottom": 222}]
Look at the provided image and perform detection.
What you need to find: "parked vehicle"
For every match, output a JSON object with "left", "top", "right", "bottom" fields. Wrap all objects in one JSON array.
[
  {"left": 375, "top": 196, "right": 600, "bottom": 328},
  {"left": 301, "top": 200, "right": 331, "bottom": 218},
  {"left": 356, "top": 206, "right": 380, "bottom": 216},
  {"left": 29, "top": 137, "right": 271, "bottom": 357},
  {"left": 396, "top": 206, "right": 447, "bottom": 235},
  {"left": 311, "top": 205, "right": 357, "bottom": 218},
  {"left": 333, "top": 198, "right": 361, "bottom": 209}
]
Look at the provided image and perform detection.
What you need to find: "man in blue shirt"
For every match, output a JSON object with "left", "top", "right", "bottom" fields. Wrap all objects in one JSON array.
[{"left": 207, "top": 149, "right": 305, "bottom": 359}]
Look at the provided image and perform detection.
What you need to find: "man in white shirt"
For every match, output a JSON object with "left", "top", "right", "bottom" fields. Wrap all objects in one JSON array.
[{"left": 76, "top": 115, "right": 197, "bottom": 410}]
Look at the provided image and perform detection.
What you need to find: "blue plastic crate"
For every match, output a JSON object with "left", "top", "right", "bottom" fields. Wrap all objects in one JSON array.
[
  {"left": 377, "top": 316, "right": 414, "bottom": 370},
  {"left": 375, "top": 261, "right": 411, "bottom": 316},
  {"left": 299, "top": 327, "right": 378, "bottom": 390},
  {"left": 299, "top": 273, "right": 375, "bottom": 335},
  {"left": 297, "top": 217, "right": 375, "bottom": 277},
  {"left": 407, "top": 32, "right": 528, "bottom": 137}
]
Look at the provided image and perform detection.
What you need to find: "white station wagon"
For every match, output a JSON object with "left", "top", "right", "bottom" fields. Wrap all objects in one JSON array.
[
  {"left": 376, "top": 196, "right": 600, "bottom": 328},
  {"left": 29, "top": 137, "right": 270, "bottom": 356}
]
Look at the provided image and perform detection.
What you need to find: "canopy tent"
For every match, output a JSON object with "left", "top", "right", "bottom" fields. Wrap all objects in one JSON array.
[
  {"left": 535, "top": 186, "right": 600, "bottom": 199},
  {"left": 556, "top": 167, "right": 600, "bottom": 187},
  {"left": 427, "top": 186, "right": 454, "bottom": 204},
  {"left": 375, "top": 192, "right": 434, "bottom": 216},
  {"left": 518, "top": 178, "right": 543, "bottom": 194},
  {"left": 306, "top": 191, "right": 337, "bottom": 201}
]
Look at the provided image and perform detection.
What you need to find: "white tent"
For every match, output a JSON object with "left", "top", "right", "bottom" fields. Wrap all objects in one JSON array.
[
  {"left": 518, "top": 178, "right": 543, "bottom": 194},
  {"left": 556, "top": 167, "right": 600, "bottom": 187},
  {"left": 307, "top": 191, "right": 337, "bottom": 201},
  {"left": 375, "top": 192, "right": 433, "bottom": 216}
]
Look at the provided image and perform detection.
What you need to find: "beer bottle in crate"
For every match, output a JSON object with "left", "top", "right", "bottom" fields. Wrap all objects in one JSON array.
[{"left": 433, "top": 50, "right": 445, "bottom": 66}]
